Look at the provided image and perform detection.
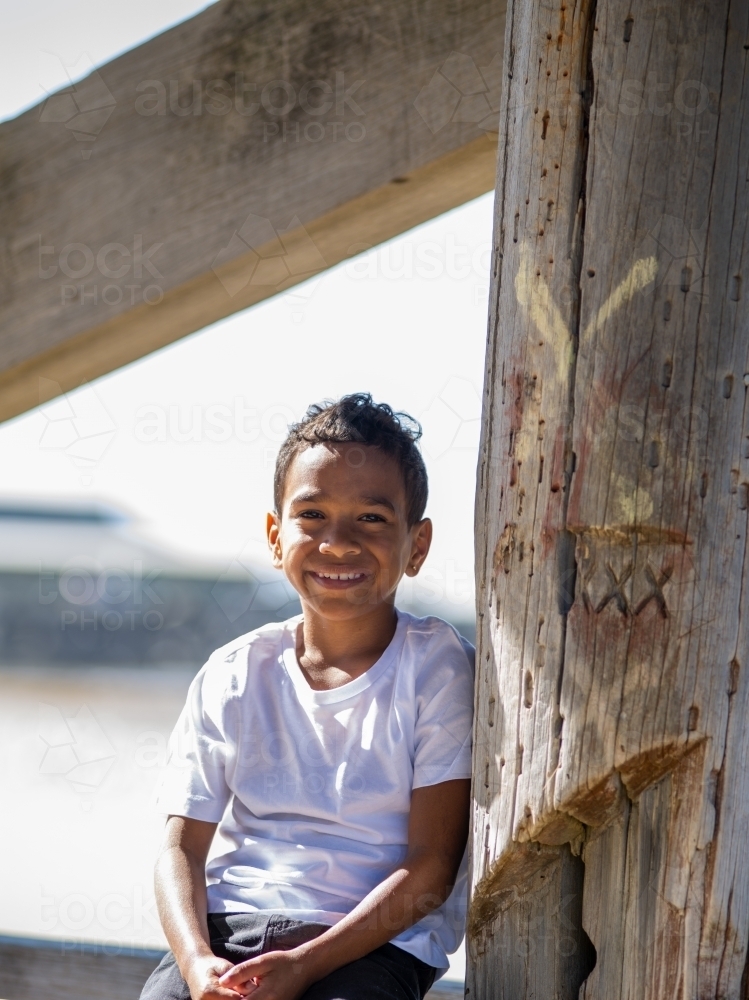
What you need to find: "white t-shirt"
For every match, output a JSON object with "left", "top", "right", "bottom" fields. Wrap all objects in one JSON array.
[{"left": 156, "top": 608, "right": 474, "bottom": 972}]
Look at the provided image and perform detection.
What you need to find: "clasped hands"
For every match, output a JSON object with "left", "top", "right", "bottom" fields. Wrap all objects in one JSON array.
[{"left": 187, "top": 945, "right": 320, "bottom": 1000}]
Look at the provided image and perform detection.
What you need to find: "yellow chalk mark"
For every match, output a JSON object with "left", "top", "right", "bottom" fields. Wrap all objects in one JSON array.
[
  {"left": 514, "top": 246, "right": 658, "bottom": 388},
  {"left": 515, "top": 243, "right": 570, "bottom": 344},
  {"left": 584, "top": 256, "right": 658, "bottom": 339},
  {"left": 515, "top": 244, "right": 571, "bottom": 382}
]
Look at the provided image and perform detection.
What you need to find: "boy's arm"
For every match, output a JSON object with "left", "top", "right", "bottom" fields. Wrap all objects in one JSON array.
[
  {"left": 155, "top": 815, "right": 243, "bottom": 1000},
  {"left": 219, "top": 778, "right": 471, "bottom": 999}
]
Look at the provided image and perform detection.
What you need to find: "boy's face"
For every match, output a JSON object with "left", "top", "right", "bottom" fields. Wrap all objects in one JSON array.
[{"left": 267, "top": 443, "right": 432, "bottom": 620}]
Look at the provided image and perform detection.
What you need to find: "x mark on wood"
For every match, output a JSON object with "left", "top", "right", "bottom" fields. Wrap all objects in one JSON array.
[
  {"left": 633, "top": 562, "right": 673, "bottom": 618},
  {"left": 595, "top": 561, "right": 633, "bottom": 616}
]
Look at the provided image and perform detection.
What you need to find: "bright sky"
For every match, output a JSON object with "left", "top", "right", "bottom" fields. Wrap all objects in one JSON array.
[{"left": 0, "top": 1, "right": 494, "bottom": 617}]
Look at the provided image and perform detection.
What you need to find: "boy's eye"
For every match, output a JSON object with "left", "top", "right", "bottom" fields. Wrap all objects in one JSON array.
[
  {"left": 297, "top": 509, "right": 324, "bottom": 519},
  {"left": 359, "top": 513, "right": 386, "bottom": 522}
]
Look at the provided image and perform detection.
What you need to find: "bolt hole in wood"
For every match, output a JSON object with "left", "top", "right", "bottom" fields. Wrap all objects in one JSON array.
[
  {"left": 661, "top": 358, "right": 673, "bottom": 387},
  {"left": 681, "top": 265, "right": 692, "bottom": 292},
  {"left": 729, "top": 658, "right": 740, "bottom": 695},
  {"left": 663, "top": 299, "right": 672, "bottom": 320},
  {"left": 623, "top": 16, "right": 634, "bottom": 42},
  {"left": 731, "top": 274, "right": 742, "bottom": 300},
  {"left": 524, "top": 670, "right": 534, "bottom": 708},
  {"left": 723, "top": 374, "right": 734, "bottom": 398}
]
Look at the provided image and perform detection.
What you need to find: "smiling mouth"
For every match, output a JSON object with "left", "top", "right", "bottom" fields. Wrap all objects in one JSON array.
[{"left": 309, "top": 570, "right": 368, "bottom": 586}]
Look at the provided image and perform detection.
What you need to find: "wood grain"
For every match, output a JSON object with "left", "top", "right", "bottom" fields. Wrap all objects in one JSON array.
[
  {"left": 470, "top": 0, "right": 749, "bottom": 996},
  {"left": 0, "top": 0, "right": 504, "bottom": 421},
  {"left": 0, "top": 937, "right": 162, "bottom": 999}
]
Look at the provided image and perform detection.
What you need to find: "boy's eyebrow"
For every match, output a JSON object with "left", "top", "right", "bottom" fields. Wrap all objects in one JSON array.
[
  {"left": 359, "top": 494, "right": 396, "bottom": 512},
  {"left": 291, "top": 490, "right": 327, "bottom": 504},
  {"left": 289, "top": 491, "right": 396, "bottom": 512}
]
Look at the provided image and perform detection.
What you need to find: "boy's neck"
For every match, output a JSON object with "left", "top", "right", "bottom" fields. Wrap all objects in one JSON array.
[{"left": 295, "top": 601, "right": 398, "bottom": 689}]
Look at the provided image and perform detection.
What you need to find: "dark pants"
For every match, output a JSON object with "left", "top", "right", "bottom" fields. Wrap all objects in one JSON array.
[{"left": 140, "top": 912, "right": 437, "bottom": 1000}]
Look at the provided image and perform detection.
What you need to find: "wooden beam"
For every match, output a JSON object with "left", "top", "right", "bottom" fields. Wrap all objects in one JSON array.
[
  {"left": 0, "top": 0, "right": 503, "bottom": 422},
  {"left": 0, "top": 934, "right": 461, "bottom": 998},
  {"left": 0, "top": 935, "right": 163, "bottom": 1000}
]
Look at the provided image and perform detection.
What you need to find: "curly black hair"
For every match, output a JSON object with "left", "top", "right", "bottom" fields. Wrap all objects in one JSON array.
[{"left": 274, "top": 393, "right": 428, "bottom": 526}]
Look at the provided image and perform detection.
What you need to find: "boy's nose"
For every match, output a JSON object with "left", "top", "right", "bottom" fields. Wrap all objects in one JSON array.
[{"left": 319, "top": 529, "right": 361, "bottom": 558}]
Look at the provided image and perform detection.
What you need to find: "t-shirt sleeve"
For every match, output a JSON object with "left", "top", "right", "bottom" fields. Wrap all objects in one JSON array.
[
  {"left": 412, "top": 627, "right": 475, "bottom": 789},
  {"left": 155, "top": 655, "right": 237, "bottom": 822}
]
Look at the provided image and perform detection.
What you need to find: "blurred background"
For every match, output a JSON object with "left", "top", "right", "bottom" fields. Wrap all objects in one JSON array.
[{"left": 0, "top": 0, "right": 493, "bottom": 986}]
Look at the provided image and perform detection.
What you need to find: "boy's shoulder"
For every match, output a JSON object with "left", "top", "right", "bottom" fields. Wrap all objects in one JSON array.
[
  {"left": 396, "top": 609, "right": 475, "bottom": 671},
  {"left": 202, "top": 614, "right": 301, "bottom": 674}
]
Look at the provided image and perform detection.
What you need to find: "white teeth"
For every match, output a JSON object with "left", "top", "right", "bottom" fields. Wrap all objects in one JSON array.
[{"left": 317, "top": 572, "right": 363, "bottom": 581}]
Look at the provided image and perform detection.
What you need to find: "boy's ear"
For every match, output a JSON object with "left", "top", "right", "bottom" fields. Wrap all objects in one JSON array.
[
  {"left": 405, "top": 517, "right": 433, "bottom": 576},
  {"left": 266, "top": 511, "right": 283, "bottom": 569}
]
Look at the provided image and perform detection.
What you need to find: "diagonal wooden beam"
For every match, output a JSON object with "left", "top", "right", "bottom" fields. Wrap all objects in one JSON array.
[{"left": 0, "top": 0, "right": 504, "bottom": 422}]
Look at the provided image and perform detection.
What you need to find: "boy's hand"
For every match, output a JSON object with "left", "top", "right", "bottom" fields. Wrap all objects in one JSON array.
[
  {"left": 218, "top": 948, "right": 315, "bottom": 1000},
  {"left": 185, "top": 953, "right": 248, "bottom": 999}
]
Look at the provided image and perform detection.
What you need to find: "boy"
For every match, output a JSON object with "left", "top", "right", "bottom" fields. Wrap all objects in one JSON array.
[{"left": 141, "top": 394, "right": 475, "bottom": 1000}]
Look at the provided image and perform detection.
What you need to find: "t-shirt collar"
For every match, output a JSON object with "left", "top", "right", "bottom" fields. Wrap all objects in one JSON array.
[{"left": 281, "top": 609, "right": 407, "bottom": 705}]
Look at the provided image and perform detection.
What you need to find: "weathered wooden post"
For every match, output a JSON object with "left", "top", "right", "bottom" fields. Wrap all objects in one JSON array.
[{"left": 469, "top": 0, "right": 749, "bottom": 997}]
